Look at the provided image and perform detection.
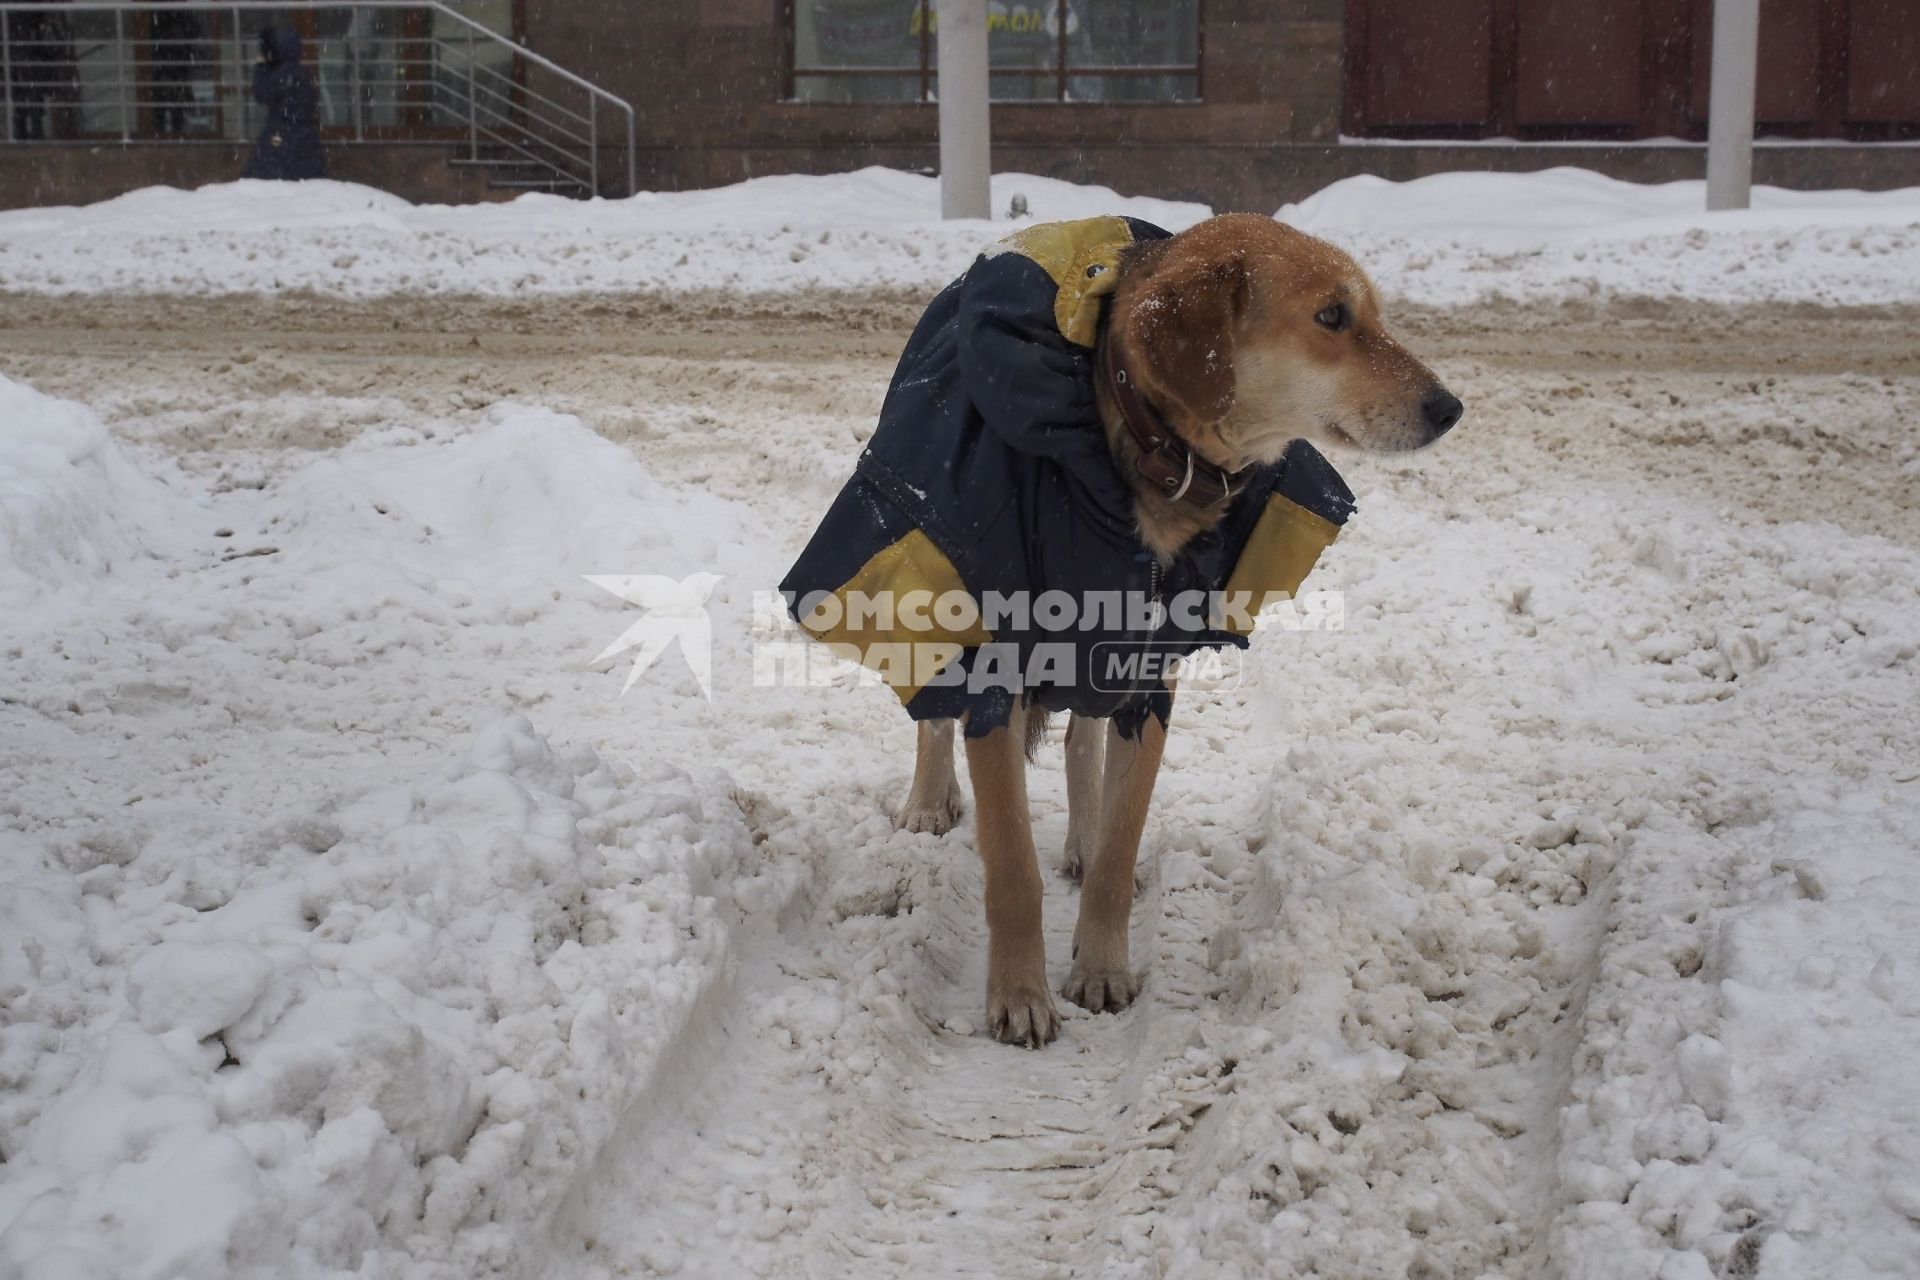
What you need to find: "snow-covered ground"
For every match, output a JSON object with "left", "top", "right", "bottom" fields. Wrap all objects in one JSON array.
[
  {"left": 2, "top": 169, "right": 1919, "bottom": 1279},
  {"left": 0, "top": 169, "right": 1207, "bottom": 302},
  {"left": 1279, "top": 166, "right": 1920, "bottom": 308},
  {"left": 1, "top": 165, "right": 1919, "bottom": 309}
]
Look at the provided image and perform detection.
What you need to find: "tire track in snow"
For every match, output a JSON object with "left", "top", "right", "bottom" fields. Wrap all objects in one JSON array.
[{"left": 549, "top": 734, "right": 1250, "bottom": 1279}]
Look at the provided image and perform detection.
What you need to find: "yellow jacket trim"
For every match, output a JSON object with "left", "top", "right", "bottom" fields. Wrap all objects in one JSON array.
[
  {"left": 795, "top": 527, "right": 993, "bottom": 704},
  {"left": 992, "top": 215, "right": 1135, "bottom": 348},
  {"left": 1217, "top": 495, "right": 1343, "bottom": 636}
]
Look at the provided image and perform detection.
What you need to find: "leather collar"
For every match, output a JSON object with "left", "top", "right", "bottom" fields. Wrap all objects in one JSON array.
[{"left": 1100, "top": 335, "right": 1246, "bottom": 508}]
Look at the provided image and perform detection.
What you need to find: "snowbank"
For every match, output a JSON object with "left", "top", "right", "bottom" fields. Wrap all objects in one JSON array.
[
  {"left": 4, "top": 165, "right": 1920, "bottom": 307},
  {"left": 0, "top": 713, "right": 801, "bottom": 1279},
  {"left": 1147, "top": 467, "right": 1920, "bottom": 1278},
  {"left": 0, "top": 168, "right": 1207, "bottom": 300},
  {"left": 0, "top": 379, "right": 805, "bottom": 1277},
  {"left": 1282, "top": 166, "right": 1920, "bottom": 245},
  {"left": 0, "top": 376, "right": 198, "bottom": 598},
  {"left": 1281, "top": 167, "right": 1920, "bottom": 308}
]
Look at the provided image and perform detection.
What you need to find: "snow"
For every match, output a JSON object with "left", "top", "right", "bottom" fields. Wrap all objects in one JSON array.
[
  {"left": 3, "top": 164, "right": 1920, "bottom": 307},
  {"left": 0, "top": 376, "right": 194, "bottom": 595},
  {"left": 1279, "top": 167, "right": 1920, "bottom": 309},
  {"left": 3, "top": 165, "right": 1920, "bottom": 1278},
  {"left": 1281, "top": 166, "right": 1920, "bottom": 244},
  {"left": 0, "top": 387, "right": 803, "bottom": 1277},
  {"left": 0, "top": 168, "right": 1209, "bottom": 300}
]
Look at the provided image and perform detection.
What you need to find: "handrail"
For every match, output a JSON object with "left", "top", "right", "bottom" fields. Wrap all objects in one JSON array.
[
  {"left": 459, "top": 47, "right": 593, "bottom": 129},
  {"left": 465, "top": 78, "right": 590, "bottom": 152},
  {"left": 0, "top": 0, "right": 637, "bottom": 197}
]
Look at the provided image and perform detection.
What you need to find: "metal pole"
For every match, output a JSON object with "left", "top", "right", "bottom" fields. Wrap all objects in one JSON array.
[
  {"left": 349, "top": 7, "right": 364, "bottom": 140},
  {"left": 935, "top": 0, "right": 989, "bottom": 219},
  {"left": 465, "top": 20, "right": 475, "bottom": 158},
  {"left": 1706, "top": 0, "right": 1759, "bottom": 211},
  {"left": 3, "top": 13, "right": 14, "bottom": 144},
  {"left": 588, "top": 92, "right": 598, "bottom": 196},
  {"left": 116, "top": 6, "right": 129, "bottom": 141},
  {"left": 625, "top": 106, "right": 635, "bottom": 197},
  {"left": 235, "top": 17, "right": 245, "bottom": 138}
]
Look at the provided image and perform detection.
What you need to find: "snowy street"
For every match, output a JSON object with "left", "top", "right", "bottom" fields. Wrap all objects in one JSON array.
[{"left": 3, "top": 173, "right": 1920, "bottom": 1279}]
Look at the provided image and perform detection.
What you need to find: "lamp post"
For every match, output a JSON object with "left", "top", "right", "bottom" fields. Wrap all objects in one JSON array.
[
  {"left": 1706, "top": 0, "right": 1760, "bottom": 212},
  {"left": 936, "top": 0, "right": 990, "bottom": 220}
]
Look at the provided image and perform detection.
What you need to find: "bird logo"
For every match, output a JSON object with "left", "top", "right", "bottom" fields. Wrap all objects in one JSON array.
[{"left": 584, "top": 573, "right": 722, "bottom": 700}]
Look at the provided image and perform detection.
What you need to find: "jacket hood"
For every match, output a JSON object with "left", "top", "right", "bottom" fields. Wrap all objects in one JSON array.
[{"left": 260, "top": 24, "right": 302, "bottom": 65}]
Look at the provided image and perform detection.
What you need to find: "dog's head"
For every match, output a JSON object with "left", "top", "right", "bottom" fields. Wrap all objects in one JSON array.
[{"left": 1113, "top": 213, "right": 1461, "bottom": 469}]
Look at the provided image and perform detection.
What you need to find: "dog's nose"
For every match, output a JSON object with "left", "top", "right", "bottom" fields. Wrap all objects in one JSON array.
[{"left": 1421, "top": 387, "right": 1463, "bottom": 437}]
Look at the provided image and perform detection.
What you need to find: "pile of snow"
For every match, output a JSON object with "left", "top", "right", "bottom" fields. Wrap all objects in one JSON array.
[
  {"left": 1281, "top": 167, "right": 1920, "bottom": 308},
  {"left": 1550, "top": 779, "right": 1920, "bottom": 1280},
  {"left": 4, "top": 165, "right": 1920, "bottom": 307},
  {"left": 0, "top": 168, "right": 1206, "bottom": 299},
  {"left": 0, "top": 713, "right": 802, "bottom": 1278},
  {"left": 0, "top": 379, "right": 802, "bottom": 1277},
  {"left": 0, "top": 376, "right": 198, "bottom": 598},
  {"left": 1145, "top": 467, "right": 1920, "bottom": 1278},
  {"left": 1283, "top": 166, "right": 1920, "bottom": 246},
  {"left": 258, "top": 403, "right": 752, "bottom": 593}
]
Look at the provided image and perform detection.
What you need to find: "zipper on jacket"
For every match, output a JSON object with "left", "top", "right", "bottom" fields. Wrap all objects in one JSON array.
[{"left": 1140, "top": 558, "right": 1163, "bottom": 683}]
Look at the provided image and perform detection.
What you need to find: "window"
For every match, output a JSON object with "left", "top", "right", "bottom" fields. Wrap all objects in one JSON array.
[
  {"left": 788, "top": 0, "right": 1201, "bottom": 104},
  {"left": 2, "top": 2, "right": 526, "bottom": 144}
]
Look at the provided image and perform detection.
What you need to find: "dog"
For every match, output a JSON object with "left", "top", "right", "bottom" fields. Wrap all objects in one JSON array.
[{"left": 783, "top": 212, "right": 1459, "bottom": 1046}]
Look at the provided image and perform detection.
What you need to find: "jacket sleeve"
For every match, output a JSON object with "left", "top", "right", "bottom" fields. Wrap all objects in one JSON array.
[{"left": 954, "top": 250, "right": 1103, "bottom": 461}]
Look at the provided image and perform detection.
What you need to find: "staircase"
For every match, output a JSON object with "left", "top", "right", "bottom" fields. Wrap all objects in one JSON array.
[
  {"left": 449, "top": 139, "right": 594, "bottom": 200},
  {"left": 0, "top": 1, "right": 637, "bottom": 201},
  {"left": 429, "top": 19, "right": 634, "bottom": 201}
]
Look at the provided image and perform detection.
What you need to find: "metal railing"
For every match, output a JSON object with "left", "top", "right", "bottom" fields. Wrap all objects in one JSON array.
[{"left": 1, "top": 1, "right": 636, "bottom": 197}]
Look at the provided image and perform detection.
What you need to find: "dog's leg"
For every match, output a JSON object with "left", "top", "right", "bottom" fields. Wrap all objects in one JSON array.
[
  {"left": 1060, "top": 712, "right": 1105, "bottom": 879},
  {"left": 963, "top": 704, "right": 1059, "bottom": 1047},
  {"left": 1062, "top": 705, "right": 1170, "bottom": 1013},
  {"left": 896, "top": 718, "right": 964, "bottom": 834}
]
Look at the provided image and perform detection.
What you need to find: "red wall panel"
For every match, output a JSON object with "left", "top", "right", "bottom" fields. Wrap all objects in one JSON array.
[
  {"left": 1848, "top": 0, "right": 1920, "bottom": 120},
  {"left": 1515, "top": 0, "right": 1645, "bottom": 125},
  {"left": 1358, "top": 0, "right": 1494, "bottom": 126},
  {"left": 1689, "top": 0, "right": 1824, "bottom": 122},
  {"left": 1348, "top": 0, "right": 1920, "bottom": 137}
]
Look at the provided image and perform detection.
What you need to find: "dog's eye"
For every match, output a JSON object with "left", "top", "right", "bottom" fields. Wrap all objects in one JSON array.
[{"left": 1315, "top": 303, "right": 1350, "bottom": 332}]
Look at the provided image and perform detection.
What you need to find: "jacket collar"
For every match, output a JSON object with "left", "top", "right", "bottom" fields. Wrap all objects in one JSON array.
[{"left": 1099, "top": 335, "right": 1246, "bottom": 509}]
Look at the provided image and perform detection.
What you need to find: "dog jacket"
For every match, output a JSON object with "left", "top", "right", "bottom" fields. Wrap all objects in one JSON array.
[{"left": 780, "top": 216, "right": 1356, "bottom": 739}]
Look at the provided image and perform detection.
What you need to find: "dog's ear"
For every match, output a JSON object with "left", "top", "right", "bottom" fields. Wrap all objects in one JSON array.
[{"left": 1128, "top": 251, "right": 1248, "bottom": 425}]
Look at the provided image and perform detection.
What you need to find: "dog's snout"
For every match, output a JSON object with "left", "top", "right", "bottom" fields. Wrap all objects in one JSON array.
[{"left": 1421, "top": 387, "right": 1463, "bottom": 438}]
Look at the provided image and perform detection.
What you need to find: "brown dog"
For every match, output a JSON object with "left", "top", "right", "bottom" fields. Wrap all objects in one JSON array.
[{"left": 892, "top": 214, "right": 1460, "bottom": 1046}]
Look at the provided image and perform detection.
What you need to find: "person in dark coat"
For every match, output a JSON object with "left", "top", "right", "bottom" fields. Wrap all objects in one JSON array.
[{"left": 243, "top": 24, "right": 326, "bottom": 180}]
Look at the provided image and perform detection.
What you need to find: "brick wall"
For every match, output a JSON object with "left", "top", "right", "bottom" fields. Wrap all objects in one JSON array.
[
  {"left": 6, "top": 1, "right": 1920, "bottom": 211},
  {"left": 523, "top": 0, "right": 1352, "bottom": 199}
]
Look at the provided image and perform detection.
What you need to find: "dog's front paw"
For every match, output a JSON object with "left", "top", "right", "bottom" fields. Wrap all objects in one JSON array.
[
  {"left": 987, "top": 977, "right": 1060, "bottom": 1048},
  {"left": 1062, "top": 956, "right": 1139, "bottom": 1014},
  {"left": 1059, "top": 829, "right": 1092, "bottom": 880},
  {"left": 895, "top": 786, "right": 964, "bottom": 835}
]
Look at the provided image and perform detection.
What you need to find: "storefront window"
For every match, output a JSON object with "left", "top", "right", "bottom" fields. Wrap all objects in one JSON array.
[
  {"left": 308, "top": 1, "right": 517, "bottom": 135},
  {"left": 790, "top": 0, "right": 1200, "bottom": 104}
]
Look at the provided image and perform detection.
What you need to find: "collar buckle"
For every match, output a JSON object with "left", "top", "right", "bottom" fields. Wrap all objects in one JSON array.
[{"left": 1102, "top": 338, "right": 1242, "bottom": 509}]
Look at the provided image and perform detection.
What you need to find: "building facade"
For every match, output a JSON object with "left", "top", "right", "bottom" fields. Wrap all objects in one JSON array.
[{"left": 4, "top": 0, "right": 1919, "bottom": 211}]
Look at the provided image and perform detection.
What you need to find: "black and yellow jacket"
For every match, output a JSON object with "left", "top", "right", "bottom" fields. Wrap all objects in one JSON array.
[{"left": 780, "top": 216, "right": 1355, "bottom": 739}]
